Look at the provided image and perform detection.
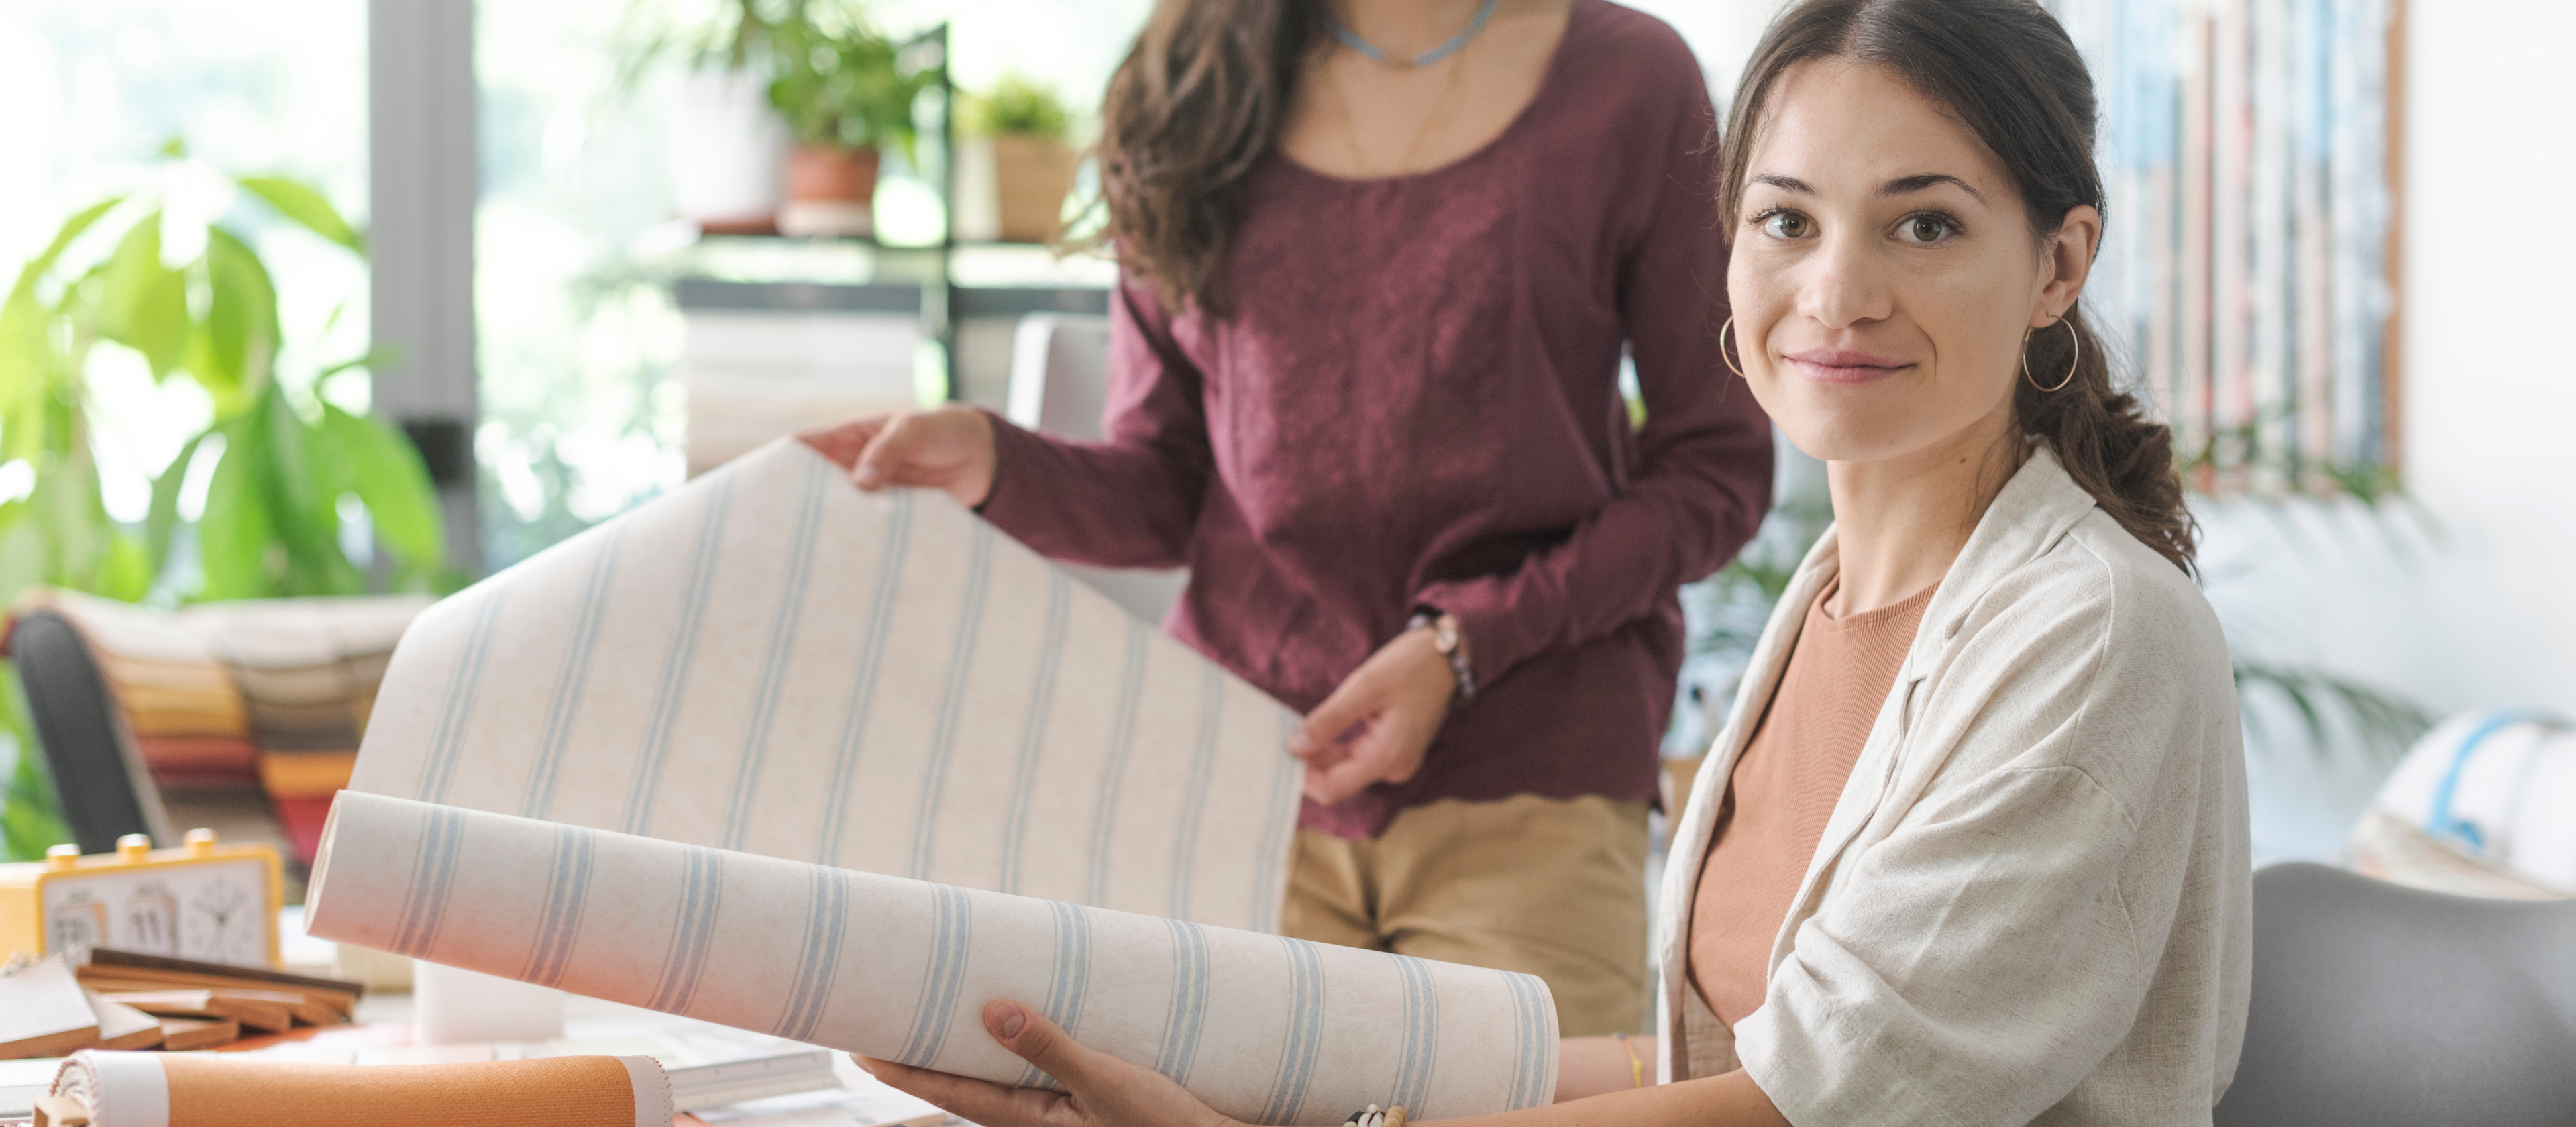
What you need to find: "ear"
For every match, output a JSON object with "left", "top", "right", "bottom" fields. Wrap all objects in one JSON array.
[{"left": 2031, "top": 204, "right": 2102, "bottom": 329}]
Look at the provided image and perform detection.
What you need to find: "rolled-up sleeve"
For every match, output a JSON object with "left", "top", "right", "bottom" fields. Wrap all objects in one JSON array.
[{"left": 1737, "top": 764, "right": 2148, "bottom": 1126}]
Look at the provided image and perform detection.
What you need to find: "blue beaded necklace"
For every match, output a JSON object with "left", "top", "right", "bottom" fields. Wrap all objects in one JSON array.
[{"left": 1322, "top": 0, "right": 1504, "bottom": 68}]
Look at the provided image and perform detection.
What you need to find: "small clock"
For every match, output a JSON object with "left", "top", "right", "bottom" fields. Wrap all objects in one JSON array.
[{"left": 1, "top": 828, "right": 282, "bottom": 968}]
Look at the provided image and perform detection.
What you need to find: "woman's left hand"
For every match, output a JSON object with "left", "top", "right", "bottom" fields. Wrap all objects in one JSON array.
[
  {"left": 1289, "top": 624, "right": 1459, "bottom": 806},
  {"left": 860, "top": 1000, "right": 1238, "bottom": 1127}
]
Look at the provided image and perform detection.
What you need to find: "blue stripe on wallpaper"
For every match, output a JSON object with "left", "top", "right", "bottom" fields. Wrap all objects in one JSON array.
[
  {"left": 518, "top": 824, "right": 595, "bottom": 987},
  {"left": 998, "top": 572, "right": 1073, "bottom": 895},
  {"left": 418, "top": 586, "right": 508, "bottom": 804},
  {"left": 1256, "top": 936, "right": 1329, "bottom": 1125},
  {"left": 897, "top": 883, "right": 975, "bottom": 1066},
  {"left": 1251, "top": 709, "right": 1302, "bottom": 934},
  {"left": 1152, "top": 919, "right": 1213, "bottom": 1086},
  {"left": 1083, "top": 623, "right": 1150, "bottom": 908},
  {"left": 646, "top": 847, "right": 727, "bottom": 1014},
  {"left": 522, "top": 525, "right": 625, "bottom": 820},
  {"left": 1016, "top": 898, "right": 1096, "bottom": 1090},
  {"left": 1391, "top": 955, "right": 1440, "bottom": 1114},
  {"left": 908, "top": 522, "right": 996, "bottom": 881},
  {"left": 775, "top": 863, "right": 851, "bottom": 1042},
  {"left": 624, "top": 472, "right": 737, "bottom": 837},
  {"left": 1167, "top": 665, "right": 1226, "bottom": 920},
  {"left": 815, "top": 492, "right": 914, "bottom": 866},
  {"left": 721, "top": 457, "right": 829, "bottom": 851}
]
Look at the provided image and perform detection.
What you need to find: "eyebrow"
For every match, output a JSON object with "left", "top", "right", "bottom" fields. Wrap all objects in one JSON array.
[
  {"left": 1880, "top": 173, "right": 1989, "bottom": 205},
  {"left": 1748, "top": 172, "right": 1990, "bottom": 206}
]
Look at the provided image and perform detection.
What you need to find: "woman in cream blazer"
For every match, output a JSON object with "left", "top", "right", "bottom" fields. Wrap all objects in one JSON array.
[
  {"left": 860, "top": 0, "right": 2251, "bottom": 1123},
  {"left": 1653, "top": 443, "right": 2251, "bottom": 1122}
]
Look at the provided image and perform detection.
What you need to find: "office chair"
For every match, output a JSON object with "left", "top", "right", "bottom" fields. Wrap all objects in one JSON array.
[
  {"left": 2213, "top": 861, "right": 2576, "bottom": 1126},
  {"left": 1004, "top": 312, "right": 1189, "bottom": 626},
  {"left": 9, "top": 607, "right": 167, "bottom": 853}
]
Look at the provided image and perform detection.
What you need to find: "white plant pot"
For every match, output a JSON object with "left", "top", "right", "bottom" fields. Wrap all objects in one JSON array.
[{"left": 668, "top": 68, "right": 788, "bottom": 228}]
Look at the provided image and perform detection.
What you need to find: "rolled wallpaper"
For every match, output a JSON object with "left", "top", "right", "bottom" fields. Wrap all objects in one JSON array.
[
  {"left": 345, "top": 439, "right": 1303, "bottom": 932},
  {"left": 306, "top": 792, "right": 1560, "bottom": 1124}
]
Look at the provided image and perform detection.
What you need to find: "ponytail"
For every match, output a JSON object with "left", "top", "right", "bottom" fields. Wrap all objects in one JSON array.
[{"left": 2018, "top": 307, "right": 2196, "bottom": 572}]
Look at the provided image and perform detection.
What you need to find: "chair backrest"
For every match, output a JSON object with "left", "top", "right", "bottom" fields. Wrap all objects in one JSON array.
[
  {"left": 10, "top": 608, "right": 167, "bottom": 853},
  {"left": 1002, "top": 312, "right": 1189, "bottom": 627},
  {"left": 2214, "top": 862, "right": 2576, "bottom": 1126},
  {"left": 1005, "top": 313, "right": 1114, "bottom": 441}
]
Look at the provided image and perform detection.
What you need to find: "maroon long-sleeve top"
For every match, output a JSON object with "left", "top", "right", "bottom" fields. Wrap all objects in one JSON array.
[{"left": 980, "top": 0, "right": 1773, "bottom": 839}]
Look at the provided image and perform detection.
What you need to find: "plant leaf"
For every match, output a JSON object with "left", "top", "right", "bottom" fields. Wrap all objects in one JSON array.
[
  {"left": 95, "top": 213, "right": 192, "bottom": 380},
  {"left": 145, "top": 428, "right": 211, "bottom": 580},
  {"left": 236, "top": 176, "right": 364, "bottom": 253},
  {"left": 197, "top": 417, "right": 275, "bottom": 600},
  {"left": 193, "top": 226, "right": 279, "bottom": 413},
  {"left": 319, "top": 404, "right": 445, "bottom": 579}
]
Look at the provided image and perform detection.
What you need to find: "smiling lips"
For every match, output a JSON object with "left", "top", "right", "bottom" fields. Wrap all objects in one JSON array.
[{"left": 1784, "top": 347, "right": 1916, "bottom": 385}]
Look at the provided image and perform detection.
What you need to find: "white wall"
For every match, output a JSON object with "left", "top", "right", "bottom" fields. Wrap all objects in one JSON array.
[
  {"left": 2214, "top": 0, "right": 2576, "bottom": 863},
  {"left": 2400, "top": 0, "right": 2576, "bottom": 714}
]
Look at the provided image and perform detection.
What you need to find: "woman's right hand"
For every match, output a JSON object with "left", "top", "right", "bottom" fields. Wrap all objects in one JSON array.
[
  {"left": 797, "top": 405, "right": 999, "bottom": 509},
  {"left": 860, "top": 1000, "right": 1239, "bottom": 1127}
]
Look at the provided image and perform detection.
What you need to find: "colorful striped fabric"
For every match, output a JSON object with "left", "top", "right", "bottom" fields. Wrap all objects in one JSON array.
[
  {"left": 308, "top": 791, "right": 1558, "bottom": 1124},
  {"left": 9, "top": 588, "right": 429, "bottom": 863}
]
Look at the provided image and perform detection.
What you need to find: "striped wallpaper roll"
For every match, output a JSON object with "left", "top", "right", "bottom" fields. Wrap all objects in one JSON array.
[
  {"left": 347, "top": 439, "right": 1303, "bottom": 932},
  {"left": 307, "top": 792, "right": 1559, "bottom": 1125}
]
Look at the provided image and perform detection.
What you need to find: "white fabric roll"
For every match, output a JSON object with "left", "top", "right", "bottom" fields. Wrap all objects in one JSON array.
[{"left": 307, "top": 792, "right": 1559, "bottom": 1125}]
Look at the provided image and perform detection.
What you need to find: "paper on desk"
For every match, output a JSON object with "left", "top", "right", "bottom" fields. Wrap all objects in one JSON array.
[
  {"left": 346, "top": 439, "right": 1303, "bottom": 932},
  {"left": 307, "top": 792, "right": 1560, "bottom": 1126}
]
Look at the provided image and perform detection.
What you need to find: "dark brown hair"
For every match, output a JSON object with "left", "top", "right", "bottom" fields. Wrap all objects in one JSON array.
[
  {"left": 1079, "top": 0, "right": 1317, "bottom": 315},
  {"left": 1719, "top": 0, "right": 2197, "bottom": 572}
]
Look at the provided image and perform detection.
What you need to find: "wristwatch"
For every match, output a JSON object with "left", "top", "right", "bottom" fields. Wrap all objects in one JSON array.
[{"left": 1407, "top": 611, "right": 1477, "bottom": 704}]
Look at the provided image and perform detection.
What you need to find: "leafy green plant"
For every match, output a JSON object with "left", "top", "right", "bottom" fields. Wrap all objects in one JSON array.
[
  {"left": 961, "top": 74, "right": 1072, "bottom": 140},
  {"left": 0, "top": 145, "right": 449, "bottom": 857},
  {"left": 616, "top": 0, "right": 795, "bottom": 83},
  {"left": 766, "top": 5, "right": 936, "bottom": 159}
]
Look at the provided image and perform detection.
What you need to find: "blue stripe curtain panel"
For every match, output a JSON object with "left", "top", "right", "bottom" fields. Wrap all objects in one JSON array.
[
  {"left": 345, "top": 439, "right": 1303, "bottom": 932},
  {"left": 308, "top": 792, "right": 1560, "bottom": 1124}
]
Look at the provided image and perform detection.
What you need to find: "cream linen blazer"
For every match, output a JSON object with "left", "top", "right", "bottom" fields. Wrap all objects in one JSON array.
[{"left": 1654, "top": 445, "right": 2253, "bottom": 1125}]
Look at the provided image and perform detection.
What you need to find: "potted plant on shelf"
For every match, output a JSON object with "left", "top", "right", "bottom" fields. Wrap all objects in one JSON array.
[
  {"left": 766, "top": 6, "right": 934, "bottom": 239},
  {"left": 625, "top": 0, "right": 796, "bottom": 233},
  {"left": 966, "top": 74, "right": 1079, "bottom": 244}
]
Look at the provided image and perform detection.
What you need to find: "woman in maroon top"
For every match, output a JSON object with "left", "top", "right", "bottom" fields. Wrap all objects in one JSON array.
[{"left": 805, "top": 0, "right": 1771, "bottom": 1035}]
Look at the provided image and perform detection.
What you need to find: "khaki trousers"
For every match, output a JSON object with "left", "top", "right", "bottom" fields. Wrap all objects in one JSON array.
[{"left": 1281, "top": 793, "right": 1650, "bottom": 1037}]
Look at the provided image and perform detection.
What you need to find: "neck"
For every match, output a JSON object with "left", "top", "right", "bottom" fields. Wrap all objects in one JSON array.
[
  {"left": 1326, "top": 0, "right": 1489, "bottom": 54},
  {"left": 1824, "top": 405, "right": 2025, "bottom": 616}
]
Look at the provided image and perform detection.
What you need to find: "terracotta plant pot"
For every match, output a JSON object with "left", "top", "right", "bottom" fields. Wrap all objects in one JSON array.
[
  {"left": 779, "top": 144, "right": 881, "bottom": 239},
  {"left": 991, "top": 133, "right": 1079, "bottom": 244}
]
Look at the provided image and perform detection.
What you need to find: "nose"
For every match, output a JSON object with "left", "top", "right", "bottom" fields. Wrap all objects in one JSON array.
[{"left": 1795, "top": 228, "right": 1896, "bottom": 331}]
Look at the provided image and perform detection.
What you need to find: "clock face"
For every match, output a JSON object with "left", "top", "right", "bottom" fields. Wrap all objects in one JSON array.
[{"left": 42, "top": 857, "right": 271, "bottom": 967}]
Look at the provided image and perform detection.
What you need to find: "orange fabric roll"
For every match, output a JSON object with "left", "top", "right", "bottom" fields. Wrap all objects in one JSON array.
[{"left": 50, "top": 1050, "right": 671, "bottom": 1127}]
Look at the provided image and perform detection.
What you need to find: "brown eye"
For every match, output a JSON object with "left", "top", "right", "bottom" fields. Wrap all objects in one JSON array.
[
  {"left": 1761, "top": 211, "right": 1811, "bottom": 239},
  {"left": 1897, "top": 215, "right": 1953, "bottom": 244}
]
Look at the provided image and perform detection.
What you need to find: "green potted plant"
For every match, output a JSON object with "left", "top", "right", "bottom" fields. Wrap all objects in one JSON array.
[
  {"left": 0, "top": 148, "right": 452, "bottom": 857},
  {"left": 765, "top": 6, "right": 934, "bottom": 239},
  {"left": 624, "top": 0, "right": 795, "bottom": 232},
  {"left": 963, "top": 74, "right": 1079, "bottom": 244}
]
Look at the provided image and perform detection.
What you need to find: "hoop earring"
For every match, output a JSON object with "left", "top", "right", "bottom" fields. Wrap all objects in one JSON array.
[
  {"left": 1718, "top": 317, "right": 1746, "bottom": 378},
  {"left": 2023, "top": 317, "right": 2080, "bottom": 392}
]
